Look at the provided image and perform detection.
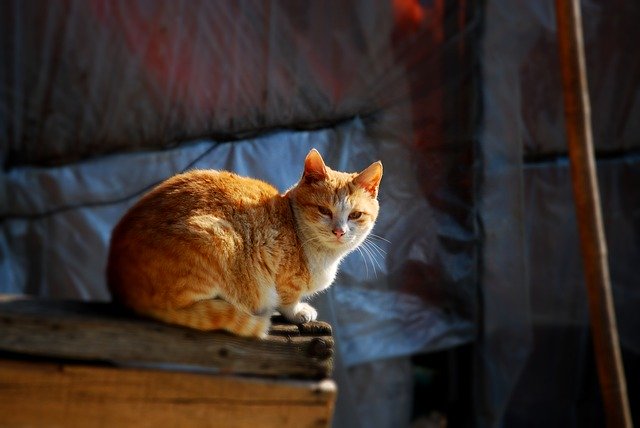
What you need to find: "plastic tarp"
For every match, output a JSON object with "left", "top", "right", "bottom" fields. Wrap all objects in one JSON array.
[
  {"left": 505, "top": 157, "right": 640, "bottom": 426},
  {"left": 1, "top": 2, "right": 483, "bottom": 427},
  {"left": 483, "top": 1, "right": 640, "bottom": 425},
  {"left": 2, "top": 120, "right": 477, "bottom": 365},
  {"left": 3, "top": 0, "right": 638, "bottom": 427}
]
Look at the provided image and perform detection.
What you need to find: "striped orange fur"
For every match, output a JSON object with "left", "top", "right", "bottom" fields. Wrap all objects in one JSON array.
[{"left": 107, "top": 149, "right": 382, "bottom": 338}]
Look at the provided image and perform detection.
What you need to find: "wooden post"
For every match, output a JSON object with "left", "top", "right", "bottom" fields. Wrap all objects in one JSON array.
[{"left": 554, "top": 1, "right": 633, "bottom": 427}]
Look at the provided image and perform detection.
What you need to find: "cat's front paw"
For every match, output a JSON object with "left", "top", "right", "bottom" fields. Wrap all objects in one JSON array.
[
  {"left": 280, "top": 302, "right": 318, "bottom": 324},
  {"left": 294, "top": 303, "right": 318, "bottom": 324}
]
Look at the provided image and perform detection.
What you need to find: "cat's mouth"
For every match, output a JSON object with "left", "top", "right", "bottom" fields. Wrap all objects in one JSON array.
[{"left": 323, "top": 234, "right": 355, "bottom": 249}]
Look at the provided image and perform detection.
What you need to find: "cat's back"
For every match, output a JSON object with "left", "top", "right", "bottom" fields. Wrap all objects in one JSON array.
[
  {"left": 152, "top": 169, "right": 279, "bottom": 207},
  {"left": 120, "top": 169, "right": 280, "bottom": 223},
  {"left": 107, "top": 170, "right": 288, "bottom": 258}
]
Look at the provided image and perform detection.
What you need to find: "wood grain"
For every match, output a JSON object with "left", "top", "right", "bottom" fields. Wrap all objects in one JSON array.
[
  {"left": 0, "top": 359, "right": 336, "bottom": 428},
  {"left": 0, "top": 297, "right": 334, "bottom": 380}
]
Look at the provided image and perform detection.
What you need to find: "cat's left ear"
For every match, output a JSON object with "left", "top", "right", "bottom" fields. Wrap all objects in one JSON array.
[
  {"left": 353, "top": 161, "right": 383, "bottom": 197},
  {"left": 303, "top": 149, "right": 328, "bottom": 183}
]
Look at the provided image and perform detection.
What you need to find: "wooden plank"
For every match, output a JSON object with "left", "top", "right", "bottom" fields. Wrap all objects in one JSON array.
[
  {"left": 0, "top": 297, "right": 333, "bottom": 380},
  {"left": 0, "top": 359, "right": 336, "bottom": 428}
]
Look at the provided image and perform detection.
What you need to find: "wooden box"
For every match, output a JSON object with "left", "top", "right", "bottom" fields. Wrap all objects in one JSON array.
[{"left": 0, "top": 297, "right": 336, "bottom": 428}]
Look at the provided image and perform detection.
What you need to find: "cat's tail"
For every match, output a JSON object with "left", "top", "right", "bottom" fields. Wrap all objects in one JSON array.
[{"left": 140, "top": 299, "right": 271, "bottom": 338}]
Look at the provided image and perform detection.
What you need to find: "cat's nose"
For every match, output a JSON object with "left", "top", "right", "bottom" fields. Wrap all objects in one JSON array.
[{"left": 332, "top": 227, "right": 345, "bottom": 238}]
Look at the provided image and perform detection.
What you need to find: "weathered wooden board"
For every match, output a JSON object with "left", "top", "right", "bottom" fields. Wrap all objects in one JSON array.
[
  {"left": 0, "top": 296, "right": 333, "bottom": 380},
  {"left": 0, "top": 359, "right": 336, "bottom": 428}
]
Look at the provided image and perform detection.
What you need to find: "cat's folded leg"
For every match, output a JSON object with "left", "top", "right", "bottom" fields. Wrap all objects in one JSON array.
[
  {"left": 278, "top": 301, "right": 318, "bottom": 324},
  {"left": 141, "top": 299, "right": 271, "bottom": 338}
]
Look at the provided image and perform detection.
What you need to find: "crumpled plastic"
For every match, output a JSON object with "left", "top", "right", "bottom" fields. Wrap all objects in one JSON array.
[
  {"left": 5, "top": 0, "right": 637, "bottom": 426},
  {"left": 482, "top": 0, "right": 640, "bottom": 426},
  {"left": 2, "top": 1, "right": 480, "bottom": 366},
  {"left": 2, "top": 3, "right": 482, "bottom": 426}
]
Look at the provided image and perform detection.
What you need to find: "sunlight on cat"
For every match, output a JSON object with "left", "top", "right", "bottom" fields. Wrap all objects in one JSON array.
[{"left": 107, "top": 149, "right": 383, "bottom": 338}]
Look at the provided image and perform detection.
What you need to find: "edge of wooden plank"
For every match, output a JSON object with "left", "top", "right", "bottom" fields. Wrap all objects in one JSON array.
[{"left": 0, "top": 297, "right": 334, "bottom": 380}]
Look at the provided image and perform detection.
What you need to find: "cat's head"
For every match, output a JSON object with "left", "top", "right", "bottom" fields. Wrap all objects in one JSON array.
[{"left": 288, "top": 149, "right": 383, "bottom": 254}]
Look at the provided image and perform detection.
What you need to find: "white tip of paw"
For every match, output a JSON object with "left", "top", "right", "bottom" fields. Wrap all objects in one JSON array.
[
  {"left": 293, "top": 302, "right": 318, "bottom": 324},
  {"left": 279, "top": 302, "right": 319, "bottom": 324}
]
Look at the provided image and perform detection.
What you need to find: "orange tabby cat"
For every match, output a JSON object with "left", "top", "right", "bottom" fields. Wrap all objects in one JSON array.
[{"left": 107, "top": 149, "right": 382, "bottom": 338}]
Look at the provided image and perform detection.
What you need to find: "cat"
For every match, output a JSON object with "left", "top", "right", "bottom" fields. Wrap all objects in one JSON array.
[{"left": 107, "top": 149, "right": 382, "bottom": 338}]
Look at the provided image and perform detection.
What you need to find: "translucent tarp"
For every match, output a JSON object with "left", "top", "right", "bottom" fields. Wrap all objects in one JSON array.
[
  {"left": 484, "top": 0, "right": 640, "bottom": 426},
  {"left": 1, "top": 119, "right": 476, "bottom": 366},
  {"left": 504, "top": 157, "right": 640, "bottom": 426},
  {"left": 2, "top": 0, "right": 638, "bottom": 427},
  {"left": 1, "top": 2, "right": 485, "bottom": 426}
]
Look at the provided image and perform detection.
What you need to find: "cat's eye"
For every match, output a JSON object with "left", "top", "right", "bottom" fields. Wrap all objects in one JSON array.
[
  {"left": 349, "top": 211, "right": 363, "bottom": 220},
  {"left": 318, "top": 206, "right": 333, "bottom": 217}
]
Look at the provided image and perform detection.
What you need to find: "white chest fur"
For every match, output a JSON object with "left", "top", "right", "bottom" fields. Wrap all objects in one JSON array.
[{"left": 302, "top": 250, "right": 343, "bottom": 296}]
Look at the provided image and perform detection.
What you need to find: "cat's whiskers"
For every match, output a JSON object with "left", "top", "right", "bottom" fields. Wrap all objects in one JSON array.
[
  {"left": 361, "top": 245, "right": 379, "bottom": 279},
  {"left": 355, "top": 246, "right": 370, "bottom": 279},
  {"left": 351, "top": 235, "right": 389, "bottom": 279},
  {"left": 369, "top": 233, "right": 391, "bottom": 244},
  {"left": 365, "top": 238, "right": 387, "bottom": 256},
  {"left": 361, "top": 241, "right": 383, "bottom": 277}
]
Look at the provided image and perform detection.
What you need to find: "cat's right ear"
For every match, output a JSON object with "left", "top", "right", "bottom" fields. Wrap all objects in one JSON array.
[
  {"left": 303, "top": 149, "right": 328, "bottom": 183},
  {"left": 353, "top": 161, "right": 383, "bottom": 197}
]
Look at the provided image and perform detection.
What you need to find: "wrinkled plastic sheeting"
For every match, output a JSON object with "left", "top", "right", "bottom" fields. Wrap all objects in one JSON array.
[
  {"left": 345, "top": 357, "right": 414, "bottom": 428},
  {"left": 1, "top": 1, "right": 486, "bottom": 426},
  {"left": 1, "top": 0, "right": 481, "bottom": 360},
  {"left": 2, "top": 0, "right": 407, "bottom": 167},
  {"left": 512, "top": 1, "right": 640, "bottom": 156},
  {"left": 482, "top": 0, "right": 640, "bottom": 426},
  {"left": 523, "top": 158, "right": 640, "bottom": 357},
  {"left": 476, "top": 1, "right": 533, "bottom": 426},
  {"left": 0, "top": 118, "right": 475, "bottom": 367},
  {"left": 503, "top": 157, "right": 640, "bottom": 426}
]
